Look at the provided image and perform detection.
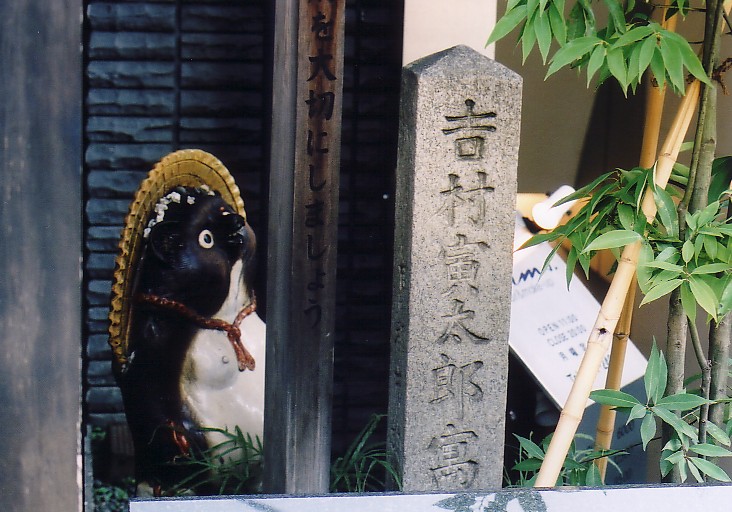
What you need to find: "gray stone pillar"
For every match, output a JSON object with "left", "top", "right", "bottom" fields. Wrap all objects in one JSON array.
[
  {"left": 0, "top": 2, "right": 82, "bottom": 510},
  {"left": 387, "top": 45, "right": 522, "bottom": 492}
]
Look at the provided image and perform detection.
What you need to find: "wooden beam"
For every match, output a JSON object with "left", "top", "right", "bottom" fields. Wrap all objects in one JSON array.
[{"left": 264, "top": 0, "right": 345, "bottom": 493}]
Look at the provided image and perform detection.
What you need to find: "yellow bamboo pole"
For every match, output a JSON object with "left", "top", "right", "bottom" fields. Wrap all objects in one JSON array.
[
  {"left": 535, "top": 79, "right": 701, "bottom": 487},
  {"left": 594, "top": 12, "right": 678, "bottom": 480}
]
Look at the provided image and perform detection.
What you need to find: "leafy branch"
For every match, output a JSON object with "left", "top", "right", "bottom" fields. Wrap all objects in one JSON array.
[
  {"left": 488, "top": 0, "right": 711, "bottom": 94},
  {"left": 591, "top": 341, "right": 732, "bottom": 482}
]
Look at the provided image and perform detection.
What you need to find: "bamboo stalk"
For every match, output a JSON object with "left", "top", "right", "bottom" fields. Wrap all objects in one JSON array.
[
  {"left": 594, "top": 14, "right": 677, "bottom": 480},
  {"left": 535, "top": 80, "right": 700, "bottom": 487}
]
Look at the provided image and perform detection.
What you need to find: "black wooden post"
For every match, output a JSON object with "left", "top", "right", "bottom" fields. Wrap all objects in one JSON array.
[
  {"left": 264, "top": 0, "right": 345, "bottom": 493},
  {"left": 0, "top": 1, "right": 82, "bottom": 510}
]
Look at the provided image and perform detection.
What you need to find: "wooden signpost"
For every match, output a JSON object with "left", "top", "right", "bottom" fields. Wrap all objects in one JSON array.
[{"left": 265, "top": 0, "right": 345, "bottom": 493}]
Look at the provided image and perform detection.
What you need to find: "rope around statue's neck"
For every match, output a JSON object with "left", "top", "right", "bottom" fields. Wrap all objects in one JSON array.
[{"left": 136, "top": 293, "right": 257, "bottom": 371}]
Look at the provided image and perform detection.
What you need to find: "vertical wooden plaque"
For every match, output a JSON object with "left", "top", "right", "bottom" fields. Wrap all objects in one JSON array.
[{"left": 265, "top": 0, "right": 345, "bottom": 493}]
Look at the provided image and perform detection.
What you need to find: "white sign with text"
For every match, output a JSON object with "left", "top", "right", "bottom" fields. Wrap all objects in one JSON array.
[{"left": 510, "top": 219, "right": 646, "bottom": 408}]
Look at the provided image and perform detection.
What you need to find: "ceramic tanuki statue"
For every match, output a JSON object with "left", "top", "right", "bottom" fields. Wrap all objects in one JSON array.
[{"left": 108, "top": 150, "right": 265, "bottom": 496}]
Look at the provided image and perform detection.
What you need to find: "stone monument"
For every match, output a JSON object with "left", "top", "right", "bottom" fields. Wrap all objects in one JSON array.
[{"left": 387, "top": 45, "right": 522, "bottom": 491}]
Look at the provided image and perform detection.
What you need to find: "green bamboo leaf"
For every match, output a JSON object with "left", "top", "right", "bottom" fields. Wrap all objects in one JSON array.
[
  {"left": 590, "top": 389, "right": 642, "bottom": 409},
  {"left": 527, "top": 0, "right": 541, "bottom": 17},
  {"left": 513, "top": 458, "right": 544, "bottom": 471},
  {"left": 694, "top": 234, "right": 705, "bottom": 262},
  {"left": 578, "top": 251, "right": 592, "bottom": 279},
  {"left": 689, "top": 457, "right": 732, "bottom": 482},
  {"left": 518, "top": 230, "right": 562, "bottom": 250},
  {"left": 603, "top": 0, "right": 627, "bottom": 34},
  {"left": 627, "top": 42, "right": 642, "bottom": 86},
  {"left": 682, "top": 239, "right": 694, "bottom": 263},
  {"left": 665, "top": 449, "right": 685, "bottom": 465},
  {"left": 606, "top": 47, "right": 628, "bottom": 90},
  {"left": 508, "top": 0, "right": 526, "bottom": 10},
  {"left": 703, "top": 234, "right": 719, "bottom": 260},
  {"left": 709, "top": 156, "right": 732, "bottom": 203},
  {"left": 515, "top": 434, "right": 545, "bottom": 460},
  {"left": 656, "top": 393, "right": 712, "bottom": 411},
  {"left": 706, "top": 421, "right": 732, "bottom": 447},
  {"left": 487, "top": 5, "right": 528, "bottom": 44},
  {"left": 612, "top": 24, "right": 655, "bottom": 48},
  {"left": 691, "top": 263, "right": 730, "bottom": 275},
  {"left": 636, "top": 242, "right": 654, "bottom": 293},
  {"left": 586, "top": 44, "right": 606, "bottom": 86},
  {"left": 582, "top": 229, "right": 641, "bottom": 252},
  {"left": 555, "top": 171, "right": 613, "bottom": 206},
  {"left": 534, "top": 11, "right": 553, "bottom": 63},
  {"left": 689, "top": 443, "right": 732, "bottom": 457},
  {"left": 645, "top": 340, "right": 667, "bottom": 405},
  {"left": 699, "top": 201, "right": 721, "bottom": 226},
  {"left": 652, "top": 406, "right": 698, "bottom": 442},
  {"left": 638, "top": 32, "right": 657, "bottom": 78},
  {"left": 547, "top": 1, "right": 567, "bottom": 45},
  {"left": 689, "top": 274, "right": 719, "bottom": 320},
  {"left": 566, "top": 246, "right": 579, "bottom": 286},
  {"left": 658, "top": 37, "right": 684, "bottom": 93},
  {"left": 650, "top": 47, "right": 667, "bottom": 90},
  {"left": 656, "top": 246, "right": 680, "bottom": 264},
  {"left": 641, "top": 260, "right": 683, "bottom": 272},
  {"left": 719, "top": 275, "right": 732, "bottom": 317},
  {"left": 617, "top": 203, "right": 636, "bottom": 231},
  {"left": 539, "top": 0, "right": 550, "bottom": 16},
  {"left": 654, "top": 185, "right": 679, "bottom": 237},
  {"left": 660, "top": 449, "right": 675, "bottom": 477},
  {"left": 628, "top": 403, "right": 648, "bottom": 423},
  {"left": 664, "top": 31, "right": 711, "bottom": 84},
  {"left": 680, "top": 281, "right": 697, "bottom": 323},
  {"left": 546, "top": 36, "right": 600, "bottom": 78},
  {"left": 688, "top": 458, "right": 705, "bottom": 483},
  {"left": 639, "top": 278, "right": 683, "bottom": 307},
  {"left": 584, "top": 462, "right": 603, "bottom": 486},
  {"left": 567, "top": 1, "right": 588, "bottom": 40},
  {"left": 640, "top": 412, "right": 656, "bottom": 450},
  {"left": 521, "top": 20, "right": 538, "bottom": 62},
  {"left": 679, "top": 456, "right": 689, "bottom": 482}
]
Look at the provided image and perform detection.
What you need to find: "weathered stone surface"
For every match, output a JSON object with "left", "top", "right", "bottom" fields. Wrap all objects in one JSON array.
[
  {"left": 387, "top": 45, "right": 522, "bottom": 492},
  {"left": 87, "top": 89, "right": 174, "bottom": 116},
  {"left": 88, "top": 61, "right": 176, "bottom": 88},
  {"left": 87, "top": 3, "right": 176, "bottom": 32},
  {"left": 89, "top": 32, "right": 175, "bottom": 59}
]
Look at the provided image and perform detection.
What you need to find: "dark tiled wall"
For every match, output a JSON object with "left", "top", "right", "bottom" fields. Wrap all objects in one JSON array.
[{"left": 83, "top": 0, "right": 403, "bottom": 457}]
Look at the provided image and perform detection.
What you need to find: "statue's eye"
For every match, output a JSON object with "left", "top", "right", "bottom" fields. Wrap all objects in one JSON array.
[{"left": 198, "top": 229, "right": 214, "bottom": 249}]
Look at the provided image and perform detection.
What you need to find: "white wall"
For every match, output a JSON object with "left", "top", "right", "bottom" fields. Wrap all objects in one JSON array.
[{"left": 402, "top": 0, "right": 496, "bottom": 65}]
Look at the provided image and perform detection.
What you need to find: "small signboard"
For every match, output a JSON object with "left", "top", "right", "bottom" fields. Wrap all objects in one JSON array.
[{"left": 510, "top": 218, "right": 647, "bottom": 409}]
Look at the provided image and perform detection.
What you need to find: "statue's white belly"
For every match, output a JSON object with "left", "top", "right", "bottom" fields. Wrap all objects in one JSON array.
[{"left": 179, "top": 260, "right": 266, "bottom": 452}]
